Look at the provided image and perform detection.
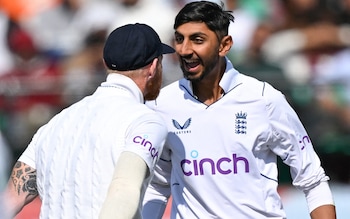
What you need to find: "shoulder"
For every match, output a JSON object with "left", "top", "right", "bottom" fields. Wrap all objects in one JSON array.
[
  {"left": 233, "top": 73, "right": 282, "bottom": 98},
  {"left": 147, "top": 79, "right": 188, "bottom": 107},
  {"left": 160, "top": 79, "right": 186, "bottom": 95},
  {"left": 131, "top": 104, "right": 167, "bottom": 125}
]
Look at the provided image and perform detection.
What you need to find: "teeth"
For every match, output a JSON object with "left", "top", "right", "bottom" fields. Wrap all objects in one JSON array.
[
  {"left": 184, "top": 60, "right": 199, "bottom": 69},
  {"left": 184, "top": 59, "right": 196, "bottom": 63}
]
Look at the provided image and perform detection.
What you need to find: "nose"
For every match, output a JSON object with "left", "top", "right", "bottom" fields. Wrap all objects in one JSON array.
[{"left": 176, "top": 40, "right": 192, "bottom": 57}]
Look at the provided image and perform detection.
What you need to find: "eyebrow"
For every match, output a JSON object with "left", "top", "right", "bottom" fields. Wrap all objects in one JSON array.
[{"left": 175, "top": 31, "right": 207, "bottom": 38}]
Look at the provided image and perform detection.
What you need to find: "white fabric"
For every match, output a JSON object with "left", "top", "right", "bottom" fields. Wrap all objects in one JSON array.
[
  {"left": 142, "top": 58, "right": 333, "bottom": 219},
  {"left": 304, "top": 181, "right": 334, "bottom": 213},
  {"left": 18, "top": 73, "right": 167, "bottom": 218}
]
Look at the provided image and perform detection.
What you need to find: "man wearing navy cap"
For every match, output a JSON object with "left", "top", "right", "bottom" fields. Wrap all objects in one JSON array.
[{"left": 2, "top": 23, "right": 174, "bottom": 219}]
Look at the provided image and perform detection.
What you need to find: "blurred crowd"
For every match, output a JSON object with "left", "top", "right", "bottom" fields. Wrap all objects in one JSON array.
[{"left": 0, "top": 0, "right": 350, "bottom": 188}]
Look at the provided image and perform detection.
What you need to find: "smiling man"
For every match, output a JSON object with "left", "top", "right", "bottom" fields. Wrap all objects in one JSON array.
[{"left": 142, "top": 1, "right": 336, "bottom": 219}]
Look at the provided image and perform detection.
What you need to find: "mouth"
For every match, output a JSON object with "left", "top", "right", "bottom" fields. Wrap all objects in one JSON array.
[{"left": 182, "top": 59, "right": 200, "bottom": 72}]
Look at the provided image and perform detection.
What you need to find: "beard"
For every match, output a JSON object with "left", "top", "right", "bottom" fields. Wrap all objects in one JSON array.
[
  {"left": 181, "top": 55, "right": 219, "bottom": 82},
  {"left": 144, "top": 85, "right": 160, "bottom": 101}
]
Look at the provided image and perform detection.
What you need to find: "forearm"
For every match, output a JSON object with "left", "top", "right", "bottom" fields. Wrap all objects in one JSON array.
[
  {"left": 310, "top": 204, "right": 336, "bottom": 219},
  {"left": 305, "top": 181, "right": 336, "bottom": 219}
]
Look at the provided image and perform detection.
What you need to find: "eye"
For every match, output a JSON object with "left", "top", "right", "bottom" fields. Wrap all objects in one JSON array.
[
  {"left": 174, "top": 35, "right": 184, "bottom": 44},
  {"left": 193, "top": 37, "right": 204, "bottom": 44}
]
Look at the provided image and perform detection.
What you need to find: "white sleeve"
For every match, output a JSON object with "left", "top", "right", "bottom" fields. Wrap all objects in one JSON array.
[
  {"left": 304, "top": 181, "right": 335, "bottom": 213},
  {"left": 124, "top": 112, "right": 168, "bottom": 172},
  {"left": 17, "top": 125, "right": 46, "bottom": 169},
  {"left": 264, "top": 84, "right": 331, "bottom": 190},
  {"left": 99, "top": 151, "right": 148, "bottom": 219}
]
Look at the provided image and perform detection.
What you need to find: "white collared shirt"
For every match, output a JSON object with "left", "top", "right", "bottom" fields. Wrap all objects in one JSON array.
[
  {"left": 19, "top": 74, "right": 167, "bottom": 218},
  {"left": 143, "top": 58, "right": 331, "bottom": 219}
]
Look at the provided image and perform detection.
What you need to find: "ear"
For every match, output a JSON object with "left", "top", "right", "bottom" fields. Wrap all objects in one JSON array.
[
  {"left": 219, "top": 35, "right": 233, "bottom": 57},
  {"left": 147, "top": 57, "right": 159, "bottom": 79},
  {"left": 102, "top": 59, "right": 109, "bottom": 69}
]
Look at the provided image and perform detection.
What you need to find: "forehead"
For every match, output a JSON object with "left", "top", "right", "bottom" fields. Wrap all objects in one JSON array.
[{"left": 175, "top": 22, "right": 213, "bottom": 36}]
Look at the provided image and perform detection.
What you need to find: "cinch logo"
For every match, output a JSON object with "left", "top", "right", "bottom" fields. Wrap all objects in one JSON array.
[
  {"left": 172, "top": 118, "right": 192, "bottom": 134},
  {"left": 133, "top": 135, "right": 159, "bottom": 159},
  {"left": 299, "top": 135, "right": 311, "bottom": 150},
  {"left": 180, "top": 150, "right": 250, "bottom": 176}
]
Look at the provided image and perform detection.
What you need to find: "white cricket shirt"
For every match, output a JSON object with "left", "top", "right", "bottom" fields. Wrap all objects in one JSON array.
[
  {"left": 19, "top": 74, "right": 167, "bottom": 219},
  {"left": 143, "top": 58, "right": 330, "bottom": 219}
]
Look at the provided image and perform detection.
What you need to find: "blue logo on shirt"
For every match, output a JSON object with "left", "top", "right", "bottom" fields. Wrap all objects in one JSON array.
[
  {"left": 235, "top": 111, "right": 247, "bottom": 134},
  {"left": 172, "top": 118, "right": 192, "bottom": 134}
]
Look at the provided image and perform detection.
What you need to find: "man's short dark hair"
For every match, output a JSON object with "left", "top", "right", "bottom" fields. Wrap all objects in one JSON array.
[{"left": 174, "top": 1, "right": 234, "bottom": 40}]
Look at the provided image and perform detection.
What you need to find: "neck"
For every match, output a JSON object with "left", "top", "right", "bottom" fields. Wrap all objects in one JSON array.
[{"left": 192, "top": 82, "right": 224, "bottom": 105}]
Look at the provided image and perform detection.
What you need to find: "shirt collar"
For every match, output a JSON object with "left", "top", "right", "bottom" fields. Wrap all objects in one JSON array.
[
  {"left": 180, "top": 57, "right": 240, "bottom": 95},
  {"left": 219, "top": 57, "right": 240, "bottom": 94},
  {"left": 100, "top": 73, "right": 144, "bottom": 103}
]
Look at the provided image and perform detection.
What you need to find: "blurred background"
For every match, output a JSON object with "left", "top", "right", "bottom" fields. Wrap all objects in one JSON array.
[{"left": 0, "top": 0, "right": 349, "bottom": 218}]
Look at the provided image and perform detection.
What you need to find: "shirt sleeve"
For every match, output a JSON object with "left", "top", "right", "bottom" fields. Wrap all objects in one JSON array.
[
  {"left": 17, "top": 125, "right": 46, "bottom": 169},
  {"left": 263, "top": 84, "right": 334, "bottom": 210},
  {"left": 264, "top": 84, "right": 330, "bottom": 189},
  {"left": 124, "top": 112, "right": 168, "bottom": 173}
]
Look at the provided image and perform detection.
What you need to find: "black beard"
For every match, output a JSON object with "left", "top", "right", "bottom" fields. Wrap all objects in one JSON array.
[{"left": 182, "top": 57, "right": 218, "bottom": 82}]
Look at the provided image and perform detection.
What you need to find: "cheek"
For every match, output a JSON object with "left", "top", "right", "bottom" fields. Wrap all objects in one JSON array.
[{"left": 197, "top": 44, "right": 218, "bottom": 60}]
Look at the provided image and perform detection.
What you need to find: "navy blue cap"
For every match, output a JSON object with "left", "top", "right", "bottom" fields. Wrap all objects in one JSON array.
[{"left": 103, "top": 23, "right": 175, "bottom": 71}]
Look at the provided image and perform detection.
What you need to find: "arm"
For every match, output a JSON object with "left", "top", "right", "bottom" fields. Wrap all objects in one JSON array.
[
  {"left": 263, "top": 85, "right": 336, "bottom": 218},
  {"left": 310, "top": 205, "right": 336, "bottom": 219},
  {"left": 305, "top": 181, "right": 336, "bottom": 219},
  {"left": 3, "top": 161, "right": 38, "bottom": 217},
  {"left": 99, "top": 151, "right": 148, "bottom": 219}
]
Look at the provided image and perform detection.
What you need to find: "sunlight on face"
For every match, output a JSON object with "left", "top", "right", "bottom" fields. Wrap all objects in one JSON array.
[{"left": 174, "top": 22, "right": 221, "bottom": 82}]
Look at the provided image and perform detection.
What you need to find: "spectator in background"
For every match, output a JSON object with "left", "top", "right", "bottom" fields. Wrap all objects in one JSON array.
[
  {"left": 312, "top": 0, "right": 350, "bottom": 128},
  {"left": 261, "top": 0, "right": 350, "bottom": 85},
  {"left": 260, "top": 0, "right": 350, "bottom": 182},
  {"left": 20, "top": 0, "right": 119, "bottom": 58},
  {"left": 60, "top": 29, "right": 108, "bottom": 105},
  {"left": 221, "top": 0, "right": 292, "bottom": 97},
  {"left": 108, "top": 0, "right": 183, "bottom": 86},
  {"left": 0, "top": 21, "right": 64, "bottom": 156},
  {"left": 110, "top": 0, "right": 177, "bottom": 45},
  {"left": 0, "top": 11, "right": 14, "bottom": 76},
  {"left": 226, "top": 0, "right": 273, "bottom": 65}
]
